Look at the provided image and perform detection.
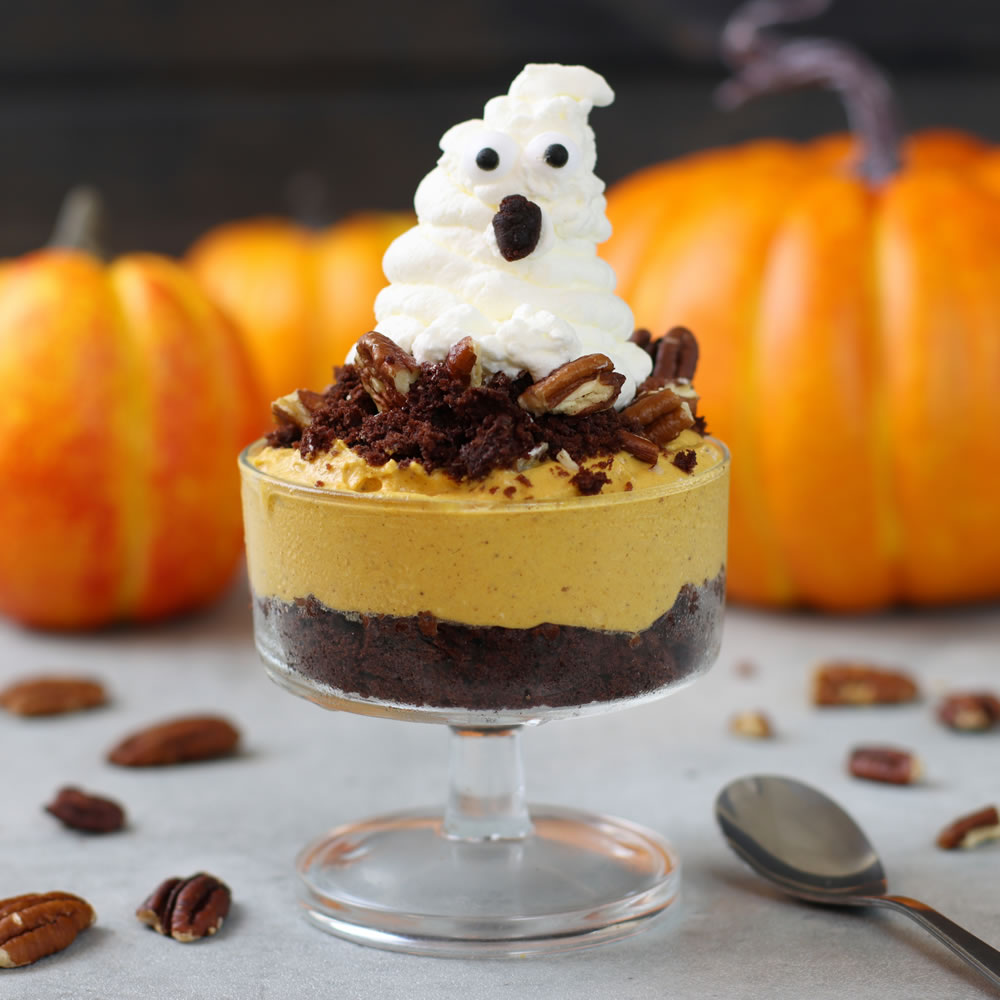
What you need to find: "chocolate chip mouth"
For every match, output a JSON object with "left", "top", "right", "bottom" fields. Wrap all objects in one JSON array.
[{"left": 492, "top": 194, "right": 542, "bottom": 261}]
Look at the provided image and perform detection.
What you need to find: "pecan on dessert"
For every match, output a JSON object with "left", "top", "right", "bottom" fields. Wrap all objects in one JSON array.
[
  {"left": 651, "top": 326, "right": 699, "bottom": 382},
  {"left": 622, "top": 386, "right": 695, "bottom": 446},
  {"left": 517, "top": 354, "right": 624, "bottom": 416},
  {"left": 272, "top": 388, "right": 325, "bottom": 431},
  {"left": 136, "top": 873, "right": 231, "bottom": 943},
  {"left": 353, "top": 332, "right": 420, "bottom": 410},
  {"left": 619, "top": 431, "right": 660, "bottom": 465},
  {"left": 443, "top": 336, "right": 483, "bottom": 387},
  {"left": 0, "top": 892, "right": 96, "bottom": 968}
]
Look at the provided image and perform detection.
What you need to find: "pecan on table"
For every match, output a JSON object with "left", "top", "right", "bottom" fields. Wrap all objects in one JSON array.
[
  {"left": 0, "top": 675, "right": 106, "bottom": 717},
  {"left": 848, "top": 746, "right": 922, "bottom": 785},
  {"left": 136, "top": 873, "right": 231, "bottom": 943},
  {"left": 108, "top": 715, "right": 240, "bottom": 767},
  {"left": 45, "top": 787, "right": 125, "bottom": 833},
  {"left": 937, "top": 806, "right": 1000, "bottom": 850},
  {"left": 728, "top": 710, "right": 774, "bottom": 740},
  {"left": 0, "top": 892, "right": 96, "bottom": 968},
  {"left": 812, "top": 662, "right": 919, "bottom": 706},
  {"left": 936, "top": 692, "right": 1000, "bottom": 732}
]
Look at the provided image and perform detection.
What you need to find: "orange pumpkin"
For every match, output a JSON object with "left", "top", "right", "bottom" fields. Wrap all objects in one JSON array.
[
  {"left": 187, "top": 212, "right": 413, "bottom": 403},
  {"left": 603, "top": 9, "right": 1000, "bottom": 612},
  {"left": 0, "top": 232, "right": 262, "bottom": 628}
]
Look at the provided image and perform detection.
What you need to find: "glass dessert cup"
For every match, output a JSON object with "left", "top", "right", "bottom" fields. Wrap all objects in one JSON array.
[{"left": 240, "top": 441, "right": 729, "bottom": 957}]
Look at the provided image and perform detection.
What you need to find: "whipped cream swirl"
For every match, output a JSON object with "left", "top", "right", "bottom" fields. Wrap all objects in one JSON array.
[{"left": 362, "top": 63, "right": 651, "bottom": 407}]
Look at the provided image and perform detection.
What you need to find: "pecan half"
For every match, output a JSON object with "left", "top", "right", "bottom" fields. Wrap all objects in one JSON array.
[
  {"left": 848, "top": 746, "right": 922, "bottom": 785},
  {"left": 628, "top": 328, "right": 652, "bottom": 350},
  {"left": 271, "top": 388, "right": 325, "bottom": 430},
  {"left": 620, "top": 430, "right": 660, "bottom": 465},
  {"left": 651, "top": 326, "right": 699, "bottom": 382},
  {"left": 354, "top": 332, "right": 420, "bottom": 410},
  {"left": 622, "top": 387, "right": 695, "bottom": 445},
  {"left": 728, "top": 710, "right": 774, "bottom": 739},
  {"left": 518, "top": 354, "right": 624, "bottom": 416},
  {"left": 0, "top": 675, "right": 106, "bottom": 717},
  {"left": 108, "top": 715, "right": 240, "bottom": 767},
  {"left": 45, "top": 787, "right": 125, "bottom": 834},
  {"left": 937, "top": 806, "right": 1000, "bottom": 850},
  {"left": 937, "top": 692, "right": 1000, "bottom": 732},
  {"left": 812, "top": 662, "right": 919, "bottom": 706},
  {"left": 137, "top": 873, "right": 231, "bottom": 943},
  {"left": 0, "top": 892, "right": 96, "bottom": 968},
  {"left": 443, "top": 336, "right": 483, "bottom": 387}
]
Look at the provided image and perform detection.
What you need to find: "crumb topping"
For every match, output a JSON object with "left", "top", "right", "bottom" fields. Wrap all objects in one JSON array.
[{"left": 266, "top": 329, "right": 709, "bottom": 495}]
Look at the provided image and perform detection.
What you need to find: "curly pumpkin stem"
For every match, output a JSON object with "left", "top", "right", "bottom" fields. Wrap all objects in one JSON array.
[
  {"left": 48, "top": 186, "right": 106, "bottom": 257},
  {"left": 718, "top": 0, "right": 902, "bottom": 183}
]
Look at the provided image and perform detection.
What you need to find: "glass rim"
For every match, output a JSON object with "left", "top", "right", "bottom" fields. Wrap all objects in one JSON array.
[{"left": 239, "top": 436, "right": 729, "bottom": 511}]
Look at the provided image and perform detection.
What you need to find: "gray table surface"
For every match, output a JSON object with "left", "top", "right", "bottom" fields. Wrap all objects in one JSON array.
[{"left": 2, "top": 576, "right": 999, "bottom": 1000}]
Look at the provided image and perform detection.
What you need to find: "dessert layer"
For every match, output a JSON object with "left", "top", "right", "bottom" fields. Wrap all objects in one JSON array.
[
  {"left": 241, "top": 445, "right": 728, "bottom": 632},
  {"left": 254, "top": 570, "right": 724, "bottom": 711},
  {"left": 251, "top": 429, "right": 719, "bottom": 499}
]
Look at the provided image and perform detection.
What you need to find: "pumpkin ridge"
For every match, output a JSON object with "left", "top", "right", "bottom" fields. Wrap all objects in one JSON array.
[
  {"left": 106, "top": 258, "right": 160, "bottom": 619},
  {"left": 869, "top": 192, "right": 905, "bottom": 597}
]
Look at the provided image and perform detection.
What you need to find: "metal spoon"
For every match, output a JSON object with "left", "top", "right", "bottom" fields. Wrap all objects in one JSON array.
[{"left": 715, "top": 774, "right": 1000, "bottom": 990}]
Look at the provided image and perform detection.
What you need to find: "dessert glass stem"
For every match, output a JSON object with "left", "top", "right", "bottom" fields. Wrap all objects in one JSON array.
[{"left": 444, "top": 726, "right": 534, "bottom": 840}]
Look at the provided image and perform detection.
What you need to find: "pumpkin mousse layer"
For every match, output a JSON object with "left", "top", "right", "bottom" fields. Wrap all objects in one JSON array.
[{"left": 243, "top": 436, "right": 727, "bottom": 633}]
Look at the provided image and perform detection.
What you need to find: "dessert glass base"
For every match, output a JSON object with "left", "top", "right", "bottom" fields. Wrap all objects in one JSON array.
[
  {"left": 241, "top": 440, "right": 728, "bottom": 956},
  {"left": 297, "top": 801, "right": 678, "bottom": 957}
]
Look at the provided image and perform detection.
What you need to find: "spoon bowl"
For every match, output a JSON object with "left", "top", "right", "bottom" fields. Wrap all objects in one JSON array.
[
  {"left": 716, "top": 773, "right": 887, "bottom": 901},
  {"left": 715, "top": 775, "right": 1000, "bottom": 990}
]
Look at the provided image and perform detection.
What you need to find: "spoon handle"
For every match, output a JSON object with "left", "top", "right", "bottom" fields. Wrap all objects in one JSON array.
[{"left": 862, "top": 894, "right": 1000, "bottom": 988}]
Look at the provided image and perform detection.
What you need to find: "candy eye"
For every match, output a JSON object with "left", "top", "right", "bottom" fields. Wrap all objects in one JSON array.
[
  {"left": 543, "top": 143, "right": 569, "bottom": 167},
  {"left": 475, "top": 147, "right": 500, "bottom": 170},
  {"left": 525, "top": 132, "right": 581, "bottom": 175},
  {"left": 461, "top": 131, "right": 518, "bottom": 184}
]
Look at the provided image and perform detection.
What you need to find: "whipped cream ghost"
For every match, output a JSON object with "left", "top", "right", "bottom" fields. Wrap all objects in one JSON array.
[{"left": 364, "top": 63, "right": 651, "bottom": 407}]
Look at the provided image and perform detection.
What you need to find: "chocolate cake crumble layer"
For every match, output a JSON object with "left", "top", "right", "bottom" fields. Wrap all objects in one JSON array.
[
  {"left": 255, "top": 571, "right": 725, "bottom": 711},
  {"left": 269, "top": 363, "right": 634, "bottom": 484}
]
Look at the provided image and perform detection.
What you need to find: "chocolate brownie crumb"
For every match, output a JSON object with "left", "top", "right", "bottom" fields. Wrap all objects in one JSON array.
[
  {"left": 271, "top": 363, "right": 632, "bottom": 494},
  {"left": 264, "top": 334, "right": 712, "bottom": 496},
  {"left": 692, "top": 415, "right": 708, "bottom": 436},
  {"left": 571, "top": 468, "right": 611, "bottom": 495},
  {"left": 673, "top": 450, "right": 697, "bottom": 474}
]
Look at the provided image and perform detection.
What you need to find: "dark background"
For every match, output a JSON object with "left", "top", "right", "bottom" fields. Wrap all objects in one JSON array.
[{"left": 4, "top": 0, "right": 999, "bottom": 256}]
